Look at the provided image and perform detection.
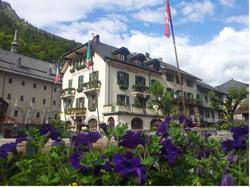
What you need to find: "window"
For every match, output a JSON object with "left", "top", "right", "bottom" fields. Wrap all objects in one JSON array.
[
  {"left": 14, "top": 110, "right": 18, "bottom": 117},
  {"left": 78, "top": 75, "right": 84, "bottom": 88},
  {"left": 76, "top": 97, "right": 85, "bottom": 108},
  {"left": 186, "top": 79, "right": 193, "bottom": 87},
  {"left": 53, "top": 100, "right": 56, "bottom": 105},
  {"left": 54, "top": 87, "right": 57, "bottom": 92},
  {"left": 211, "top": 111, "right": 214, "bottom": 118},
  {"left": 166, "top": 88, "right": 174, "bottom": 94},
  {"left": 68, "top": 79, "right": 73, "bottom": 88},
  {"left": 205, "top": 110, "right": 210, "bottom": 118},
  {"left": 176, "top": 75, "right": 180, "bottom": 84},
  {"left": 120, "top": 54, "right": 126, "bottom": 61},
  {"left": 22, "top": 80, "right": 25, "bottom": 86},
  {"left": 89, "top": 71, "right": 99, "bottom": 81},
  {"left": 7, "top": 93, "right": 11, "bottom": 100},
  {"left": 166, "top": 73, "right": 174, "bottom": 82},
  {"left": 151, "top": 79, "right": 156, "bottom": 86},
  {"left": 117, "top": 72, "right": 129, "bottom": 89},
  {"left": 8, "top": 78, "right": 12, "bottom": 84},
  {"left": 20, "top": 95, "right": 24, "bottom": 101},
  {"left": 135, "top": 76, "right": 145, "bottom": 86},
  {"left": 54, "top": 113, "right": 58, "bottom": 119},
  {"left": 36, "top": 112, "right": 40, "bottom": 118},
  {"left": 187, "top": 93, "right": 193, "bottom": 99},
  {"left": 205, "top": 96, "right": 208, "bottom": 102},
  {"left": 44, "top": 85, "right": 47, "bottom": 90},
  {"left": 117, "top": 95, "right": 129, "bottom": 105},
  {"left": 32, "top": 97, "right": 35, "bottom": 103},
  {"left": 131, "top": 118, "right": 143, "bottom": 129},
  {"left": 43, "top": 99, "right": 46, "bottom": 105},
  {"left": 88, "top": 95, "right": 97, "bottom": 111},
  {"left": 33, "top": 83, "right": 37, "bottom": 88}
]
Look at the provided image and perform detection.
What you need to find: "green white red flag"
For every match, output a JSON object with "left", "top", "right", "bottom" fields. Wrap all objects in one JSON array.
[{"left": 86, "top": 41, "right": 92, "bottom": 69}]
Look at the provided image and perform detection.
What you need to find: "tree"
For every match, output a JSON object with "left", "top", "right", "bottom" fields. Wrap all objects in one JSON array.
[
  {"left": 208, "top": 87, "right": 248, "bottom": 122},
  {"left": 149, "top": 80, "right": 173, "bottom": 116}
]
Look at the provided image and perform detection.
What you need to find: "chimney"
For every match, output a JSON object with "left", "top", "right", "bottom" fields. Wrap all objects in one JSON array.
[
  {"left": 145, "top": 52, "right": 150, "bottom": 60},
  {"left": 11, "top": 29, "right": 18, "bottom": 53},
  {"left": 93, "top": 34, "right": 100, "bottom": 43},
  {"left": 158, "top": 57, "right": 163, "bottom": 62}
]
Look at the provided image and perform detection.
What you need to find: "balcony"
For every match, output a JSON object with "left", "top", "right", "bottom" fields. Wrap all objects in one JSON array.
[
  {"left": 132, "top": 85, "right": 150, "bottom": 98},
  {"left": 61, "top": 88, "right": 76, "bottom": 99},
  {"left": 65, "top": 107, "right": 86, "bottom": 116},
  {"left": 103, "top": 104, "right": 163, "bottom": 116},
  {"left": 173, "top": 97, "right": 199, "bottom": 106},
  {"left": 82, "top": 80, "right": 101, "bottom": 95}
]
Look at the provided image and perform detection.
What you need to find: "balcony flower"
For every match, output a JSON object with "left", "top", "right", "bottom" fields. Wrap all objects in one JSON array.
[
  {"left": 112, "top": 152, "right": 146, "bottom": 185},
  {"left": 119, "top": 131, "right": 145, "bottom": 149},
  {"left": 156, "top": 116, "right": 173, "bottom": 137}
]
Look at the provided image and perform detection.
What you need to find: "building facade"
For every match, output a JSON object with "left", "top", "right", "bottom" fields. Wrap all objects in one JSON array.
[
  {"left": 61, "top": 35, "right": 226, "bottom": 131},
  {"left": 0, "top": 32, "right": 62, "bottom": 125}
]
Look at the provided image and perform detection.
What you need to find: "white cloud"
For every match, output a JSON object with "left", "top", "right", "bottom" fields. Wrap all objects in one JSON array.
[
  {"left": 5, "top": 0, "right": 162, "bottom": 27},
  {"left": 132, "top": 6, "right": 177, "bottom": 24},
  {"left": 226, "top": 15, "right": 249, "bottom": 25},
  {"left": 219, "top": 0, "right": 235, "bottom": 7},
  {"left": 132, "top": 7, "right": 163, "bottom": 23},
  {"left": 178, "top": 0, "right": 214, "bottom": 23}
]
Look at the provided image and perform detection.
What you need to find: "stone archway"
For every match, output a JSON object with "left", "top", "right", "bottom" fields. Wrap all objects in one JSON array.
[
  {"left": 107, "top": 117, "right": 115, "bottom": 128},
  {"left": 88, "top": 118, "right": 97, "bottom": 131},
  {"left": 131, "top": 118, "right": 143, "bottom": 130}
]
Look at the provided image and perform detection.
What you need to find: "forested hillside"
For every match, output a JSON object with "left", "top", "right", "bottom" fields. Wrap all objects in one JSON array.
[{"left": 0, "top": 0, "right": 81, "bottom": 62}]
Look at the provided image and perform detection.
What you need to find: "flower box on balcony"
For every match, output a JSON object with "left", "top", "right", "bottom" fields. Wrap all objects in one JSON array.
[
  {"left": 76, "top": 64, "right": 86, "bottom": 70},
  {"left": 119, "top": 84, "right": 129, "bottom": 90}
]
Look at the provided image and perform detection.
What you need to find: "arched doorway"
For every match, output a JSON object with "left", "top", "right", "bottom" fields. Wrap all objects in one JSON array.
[
  {"left": 150, "top": 119, "right": 162, "bottom": 129},
  {"left": 88, "top": 118, "right": 97, "bottom": 131},
  {"left": 131, "top": 118, "right": 143, "bottom": 130},
  {"left": 107, "top": 117, "right": 115, "bottom": 128}
]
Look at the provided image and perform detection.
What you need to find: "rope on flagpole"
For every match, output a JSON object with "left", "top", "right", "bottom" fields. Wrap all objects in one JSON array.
[{"left": 167, "top": 0, "right": 186, "bottom": 115}]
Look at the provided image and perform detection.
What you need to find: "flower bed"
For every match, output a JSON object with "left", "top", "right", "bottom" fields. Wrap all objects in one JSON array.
[{"left": 0, "top": 115, "right": 248, "bottom": 185}]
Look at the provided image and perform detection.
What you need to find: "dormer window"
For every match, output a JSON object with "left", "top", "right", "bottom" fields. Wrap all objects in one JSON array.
[
  {"left": 120, "top": 54, "right": 126, "bottom": 61},
  {"left": 112, "top": 47, "right": 130, "bottom": 62},
  {"left": 130, "top": 53, "right": 146, "bottom": 66}
]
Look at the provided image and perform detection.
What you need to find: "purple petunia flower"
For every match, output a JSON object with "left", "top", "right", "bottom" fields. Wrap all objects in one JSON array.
[
  {"left": 0, "top": 142, "right": 17, "bottom": 159},
  {"left": 71, "top": 132, "right": 101, "bottom": 149},
  {"left": 160, "top": 139, "right": 182, "bottom": 165},
  {"left": 178, "top": 114, "right": 195, "bottom": 128},
  {"left": 15, "top": 136, "right": 27, "bottom": 144},
  {"left": 221, "top": 139, "right": 234, "bottom": 152},
  {"left": 220, "top": 174, "right": 235, "bottom": 186},
  {"left": 201, "top": 131, "right": 211, "bottom": 138},
  {"left": 112, "top": 152, "right": 146, "bottom": 185},
  {"left": 39, "top": 124, "right": 61, "bottom": 140},
  {"left": 226, "top": 155, "right": 238, "bottom": 163},
  {"left": 118, "top": 131, "right": 145, "bottom": 149},
  {"left": 156, "top": 116, "right": 173, "bottom": 136},
  {"left": 221, "top": 125, "right": 249, "bottom": 152}
]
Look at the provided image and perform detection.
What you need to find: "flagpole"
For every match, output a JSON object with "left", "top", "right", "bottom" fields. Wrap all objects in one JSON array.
[{"left": 167, "top": 0, "right": 186, "bottom": 115}]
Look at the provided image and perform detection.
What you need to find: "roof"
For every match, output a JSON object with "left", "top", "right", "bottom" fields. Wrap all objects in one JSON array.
[
  {"left": 197, "top": 80, "right": 227, "bottom": 94},
  {"left": 0, "top": 48, "right": 61, "bottom": 83},
  {"left": 63, "top": 35, "right": 201, "bottom": 80},
  {"left": 234, "top": 105, "right": 249, "bottom": 114},
  {"left": 216, "top": 79, "right": 249, "bottom": 93},
  {"left": 160, "top": 62, "right": 201, "bottom": 80}
]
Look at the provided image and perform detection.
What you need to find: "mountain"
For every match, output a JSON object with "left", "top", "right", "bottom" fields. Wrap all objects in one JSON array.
[{"left": 0, "top": 0, "right": 81, "bottom": 62}]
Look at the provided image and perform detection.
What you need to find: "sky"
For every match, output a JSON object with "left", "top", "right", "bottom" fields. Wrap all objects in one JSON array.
[{"left": 5, "top": 0, "right": 249, "bottom": 86}]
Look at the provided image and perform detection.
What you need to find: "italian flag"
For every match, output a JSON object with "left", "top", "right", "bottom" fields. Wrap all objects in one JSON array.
[{"left": 86, "top": 41, "right": 92, "bottom": 69}]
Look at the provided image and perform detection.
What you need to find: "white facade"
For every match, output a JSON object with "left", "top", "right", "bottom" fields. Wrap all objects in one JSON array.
[{"left": 61, "top": 35, "right": 202, "bottom": 131}]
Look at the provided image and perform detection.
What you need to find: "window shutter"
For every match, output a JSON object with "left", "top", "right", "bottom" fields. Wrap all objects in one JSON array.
[{"left": 126, "top": 96, "right": 129, "bottom": 105}]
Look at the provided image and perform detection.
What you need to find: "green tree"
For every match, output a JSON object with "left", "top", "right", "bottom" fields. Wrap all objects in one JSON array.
[
  {"left": 149, "top": 80, "right": 173, "bottom": 116},
  {"left": 208, "top": 86, "right": 248, "bottom": 122}
]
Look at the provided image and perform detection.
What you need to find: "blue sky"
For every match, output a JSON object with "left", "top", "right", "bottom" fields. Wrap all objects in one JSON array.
[{"left": 5, "top": 0, "right": 249, "bottom": 86}]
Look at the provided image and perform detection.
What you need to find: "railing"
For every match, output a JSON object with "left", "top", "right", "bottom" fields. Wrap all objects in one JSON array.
[
  {"left": 62, "top": 88, "right": 76, "bottom": 98},
  {"left": 173, "top": 97, "right": 199, "bottom": 106},
  {"left": 132, "top": 85, "right": 149, "bottom": 92},
  {"left": 82, "top": 80, "right": 101, "bottom": 92},
  {"left": 103, "top": 104, "right": 163, "bottom": 116},
  {"left": 65, "top": 107, "right": 86, "bottom": 115}
]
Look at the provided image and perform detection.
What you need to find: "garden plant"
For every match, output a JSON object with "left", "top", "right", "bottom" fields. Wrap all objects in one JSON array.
[{"left": 0, "top": 115, "right": 248, "bottom": 186}]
